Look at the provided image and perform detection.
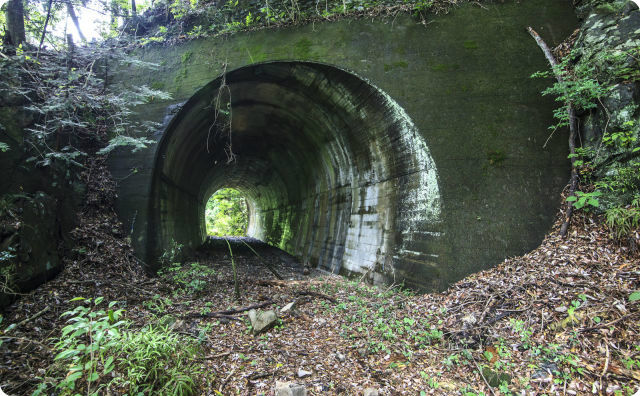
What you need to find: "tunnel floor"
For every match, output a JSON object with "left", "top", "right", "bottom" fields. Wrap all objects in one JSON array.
[{"left": 194, "top": 236, "right": 312, "bottom": 281}]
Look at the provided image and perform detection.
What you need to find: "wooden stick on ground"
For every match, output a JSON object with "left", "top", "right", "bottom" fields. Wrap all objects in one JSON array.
[
  {"left": 296, "top": 290, "right": 337, "bottom": 303},
  {"left": 3, "top": 306, "right": 50, "bottom": 334},
  {"left": 527, "top": 26, "right": 579, "bottom": 238}
]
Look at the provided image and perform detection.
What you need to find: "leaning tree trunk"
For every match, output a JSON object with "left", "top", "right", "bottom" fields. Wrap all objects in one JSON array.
[
  {"left": 67, "top": 1, "right": 87, "bottom": 42},
  {"left": 527, "top": 27, "right": 579, "bottom": 238},
  {"left": 5, "top": 0, "right": 26, "bottom": 47}
]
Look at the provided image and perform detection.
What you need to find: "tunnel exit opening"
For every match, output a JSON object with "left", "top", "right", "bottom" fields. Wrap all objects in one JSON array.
[{"left": 204, "top": 188, "right": 249, "bottom": 237}]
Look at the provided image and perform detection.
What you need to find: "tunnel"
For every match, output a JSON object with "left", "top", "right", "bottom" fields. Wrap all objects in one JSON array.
[{"left": 148, "top": 61, "right": 443, "bottom": 286}]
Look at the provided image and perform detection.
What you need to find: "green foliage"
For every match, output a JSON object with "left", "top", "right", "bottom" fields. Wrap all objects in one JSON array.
[
  {"left": 412, "top": 0, "right": 433, "bottom": 18},
  {"left": 605, "top": 205, "right": 640, "bottom": 240},
  {"left": 159, "top": 261, "right": 216, "bottom": 295},
  {"left": 533, "top": 43, "right": 640, "bottom": 220},
  {"left": 97, "top": 135, "right": 155, "bottom": 155},
  {"left": 566, "top": 190, "right": 601, "bottom": 210},
  {"left": 109, "top": 326, "right": 201, "bottom": 395},
  {"left": 602, "top": 121, "right": 638, "bottom": 149},
  {"left": 532, "top": 51, "right": 608, "bottom": 130},
  {"left": 0, "top": 142, "right": 9, "bottom": 152},
  {"left": 37, "top": 297, "right": 201, "bottom": 396},
  {"left": 0, "top": 47, "right": 167, "bottom": 170},
  {"left": 37, "top": 297, "right": 126, "bottom": 395},
  {"left": 159, "top": 239, "right": 183, "bottom": 267},
  {"left": 205, "top": 188, "right": 248, "bottom": 236}
]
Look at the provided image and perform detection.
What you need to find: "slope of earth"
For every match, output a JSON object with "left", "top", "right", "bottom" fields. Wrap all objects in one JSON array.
[{"left": 0, "top": 163, "right": 638, "bottom": 395}]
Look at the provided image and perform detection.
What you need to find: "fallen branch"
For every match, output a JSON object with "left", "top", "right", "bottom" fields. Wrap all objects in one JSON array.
[
  {"left": 296, "top": 290, "right": 337, "bottom": 303},
  {"left": 3, "top": 306, "right": 50, "bottom": 334},
  {"left": 527, "top": 26, "right": 579, "bottom": 238},
  {"left": 193, "top": 300, "right": 275, "bottom": 318},
  {"left": 187, "top": 312, "right": 245, "bottom": 321},
  {"left": 256, "top": 279, "right": 327, "bottom": 287},
  {"left": 0, "top": 335, "right": 52, "bottom": 352},
  {"left": 579, "top": 311, "right": 639, "bottom": 333}
]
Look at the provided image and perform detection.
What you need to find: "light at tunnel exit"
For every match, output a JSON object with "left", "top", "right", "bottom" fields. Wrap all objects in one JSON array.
[{"left": 205, "top": 188, "right": 249, "bottom": 237}]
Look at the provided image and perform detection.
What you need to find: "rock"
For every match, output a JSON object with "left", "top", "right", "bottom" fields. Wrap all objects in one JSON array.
[
  {"left": 461, "top": 314, "right": 477, "bottom": 326},
  {"left": 158, "top": 314, "right": 177, "bottom": 328},
  {"left": 335, "top": 352, "right": 346, "bottom": 362},
  {"left": 297, "top": 368, "right": 312, "bottom": 378},
  {"left": 280, "top": 301, "right": 296, "bottom": 314},
  {"left": 531, "top": 362, "right": 557, "bottom": 383},
  {"left": 248, "top": 309, "right": 278, "bottom": 334},
  {"left": 481, "top": 367, "right": 511, "bottom": 387},
  {"left": 363, "top": 388, "right": 379, "bottom": 396},
  {"left": 275, "top": 381, "right": 307, "bottom": 396}
]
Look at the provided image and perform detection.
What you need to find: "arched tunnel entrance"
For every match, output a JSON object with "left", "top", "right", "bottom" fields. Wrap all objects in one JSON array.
[{"left": 149, "top": 61, "right": 443, "bottom": 286}]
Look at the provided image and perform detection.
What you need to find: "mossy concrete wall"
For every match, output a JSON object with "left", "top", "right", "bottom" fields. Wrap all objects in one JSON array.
[{"left": 109, "top": 0, "right": 578, "bottom": 290}]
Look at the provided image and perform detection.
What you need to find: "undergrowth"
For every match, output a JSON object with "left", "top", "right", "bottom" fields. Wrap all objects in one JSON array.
[
  {"left": 532, "top": 31, "right": 640, "bottom": 243},
  {"left": 33, "top": 297, "right": 202, "bottom": 396}
]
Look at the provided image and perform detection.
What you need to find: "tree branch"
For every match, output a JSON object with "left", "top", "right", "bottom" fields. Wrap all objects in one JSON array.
[{"left": 527, "top": 26, "right": 579, "bottom": 238}]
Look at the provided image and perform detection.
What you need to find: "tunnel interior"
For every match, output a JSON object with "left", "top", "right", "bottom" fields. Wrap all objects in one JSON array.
[{"left": 149, "top": 61, "right": 443, "bottom": 285}]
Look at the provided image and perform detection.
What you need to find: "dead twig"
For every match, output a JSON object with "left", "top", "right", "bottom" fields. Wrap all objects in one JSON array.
[
  {"left": 0, "top": 336, "right": 53, "bottom": 352},
  {"left": 3, "top": 306, "right": 50, "bottom": 334},
  {"left": 580, "top": 312, "right": 639, "bottom": 333},
  {"left": 296, "top": 290, "right": 337, "bottom": 303},
  {"left": 472, "top": 356, "right": 497, "bottom": 396},
  {"left": 207, "top": 300, "right": 274, "bottom": 316}
]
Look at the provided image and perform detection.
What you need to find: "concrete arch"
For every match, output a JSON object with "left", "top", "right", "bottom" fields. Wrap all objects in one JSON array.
[{"left": 148, "top": 61, "right": 443, "bottom": 284}]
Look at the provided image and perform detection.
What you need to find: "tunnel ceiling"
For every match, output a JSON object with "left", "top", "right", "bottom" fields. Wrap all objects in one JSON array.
[{"left": 150, "top": 61, "right": 443, "bottom": 285}]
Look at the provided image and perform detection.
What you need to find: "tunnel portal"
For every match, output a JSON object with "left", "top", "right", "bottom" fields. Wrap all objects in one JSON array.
[{"left": 149, "top": 61, "right": 443, "bottom": 285}]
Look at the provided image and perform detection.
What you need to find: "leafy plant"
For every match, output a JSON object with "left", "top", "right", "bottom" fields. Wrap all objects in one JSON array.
[
  {"left": 532, "top": 51, "right": 608, "bottom": 130},
  {"left": 109, "top": 325, "right": 201, "bottom": 395},
  {"left": 159, "top": 239, "right": 183, "bottom": 267},
  {"left": 566, "top": 190, "right": 601, "bottom": 210},
  {"left": 38, "top": 297, "right": 202, "bottom": 396},
  {"left": 605, "top": 206, "right": 640, "bottom": 240},
  {"left": 159, "top": 261, "right": 216, "bottom": 294},
  {"left": 43, "top": 297, "right": 126, "bottom": 395}
]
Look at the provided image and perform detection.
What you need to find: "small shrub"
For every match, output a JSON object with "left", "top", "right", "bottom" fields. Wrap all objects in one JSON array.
[
  {"left": 159, "top": 261, "right": 216, "bottom": 294},
  {"left": 605, "top": 206, "right": 640, "bottom": 240},
  {"left": 159, "top": 239, "right": 183, "bottom": 267},
  {"left": 36, "top": 297, "right": 202, "bottom": 396}
]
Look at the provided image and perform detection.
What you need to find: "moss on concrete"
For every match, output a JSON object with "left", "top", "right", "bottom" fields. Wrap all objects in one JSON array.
[{"left": 110, "top": 0, "right": 578, "bottom": 291}]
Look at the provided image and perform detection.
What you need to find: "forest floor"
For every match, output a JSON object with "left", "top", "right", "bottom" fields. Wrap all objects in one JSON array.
[{"left": 0, "top": 162, "right": 639, "bottom": 395}]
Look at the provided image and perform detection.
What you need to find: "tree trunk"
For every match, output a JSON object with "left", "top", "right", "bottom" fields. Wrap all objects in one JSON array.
[
  {"left": 131, "top": 0, "right": 137, "bottom": 17},
  {"left": 38, "top": 0, "right": 54, "bottom": 55},
  {"left": 66, "top": 1, "right": 87, "bottom": 42},
  {"left": 5, "top": 0, "right": 26, "bottom": 47},
  {"left": 527, "top": 27, "right": 580, "bottom": 238}
]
